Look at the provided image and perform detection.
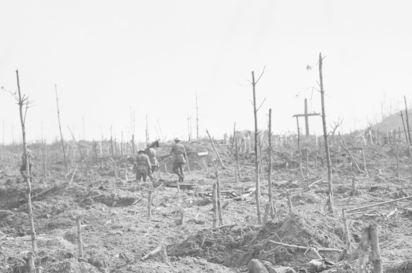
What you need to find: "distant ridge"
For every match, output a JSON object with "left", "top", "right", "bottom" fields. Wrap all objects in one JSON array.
[{"left": 372, "top": 110, "right": 412, "bottom": 133}]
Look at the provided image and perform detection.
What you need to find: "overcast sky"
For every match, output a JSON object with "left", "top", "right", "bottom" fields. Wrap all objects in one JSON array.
[{"left": 1, "top": 0, "right": 411, "bottom": 143}]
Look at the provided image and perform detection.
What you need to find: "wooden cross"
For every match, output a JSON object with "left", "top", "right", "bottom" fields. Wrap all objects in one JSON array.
[{"left": 292, "top": 98, "right": 320, "bottom": 136}]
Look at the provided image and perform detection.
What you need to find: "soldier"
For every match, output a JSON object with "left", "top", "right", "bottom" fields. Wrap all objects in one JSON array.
[
  {"left": 135, "top": 150, "right": 152, "bottom": 182},
  {"left": 170, "top": 139, "right": 186, "bottom": 182},
  {"left": 20, "top": 149, "right": 33, "bottom": 178},
  {"left": 145, "top": 140, "right": 160, "bottom": 179}
]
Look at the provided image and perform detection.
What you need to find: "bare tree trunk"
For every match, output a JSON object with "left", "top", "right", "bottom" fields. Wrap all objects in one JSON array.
[
  {"left": 369, "top": 224, "right": 383, "bottom": 273},
  {"left": 212, "top": 182, "right": 217, "bottom": 228},
  {"left": 319, "top": 53, "right": 334, "bottom": 214},
  {"left": 16, "top": 70, "right": 37, "bottom": 269},
  {"left": 215, "top": 168, "right": 223, "bottom": 226},
  {"left": 268, "top": 109, "right": 274, "bottom": 218},
  {"left": 296, "top": 116, "right": 304, "bottom": 179},
  {"left": 55, "top": 84, "right": 68, "bottom": 171},
  {"left": 251, "top": 71, "right": 262, "bottom": 224}
]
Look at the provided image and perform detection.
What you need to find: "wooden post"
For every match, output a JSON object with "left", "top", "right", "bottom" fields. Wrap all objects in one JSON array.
[
  {"left": 404, "top": 96, "right": 411, "bottom": 144},
  {"left": 16, "top": 71, "right": 37, "bottom": 259},
  {"left": 55, "top": 84, "right": 68, "bottom": 171},
  {"left": 268, "top": 109, "right": 274, "bottom": 218},
  {"left": 76, "top": 216, "right": 84, "bottom": 258},
  {"left": 369, "top": 224, "right": 383, "bottom": 273},
  {"left": 319, "top": 53, "right": 334, "bottom": 214},
  {"left": 304, "top": 98, "right": 310, "bottom": 136},
  {"left": 251, "top": 71, "right": 262, "bottom": 224}
]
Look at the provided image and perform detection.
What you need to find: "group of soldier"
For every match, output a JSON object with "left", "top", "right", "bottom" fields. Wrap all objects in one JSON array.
[
  {"left": 134, "top": 138, "right": 187, "bottom": 183},
  {"left": 18, "top": 138, "right": 188, "bottom": 184}
]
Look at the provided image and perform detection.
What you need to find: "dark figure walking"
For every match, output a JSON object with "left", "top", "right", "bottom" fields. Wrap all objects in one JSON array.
[
  {"left": 145, "top": 140, "right": 160, "bottom": 180},
  {"left": 135, "top": 150, "right": 152, "bottom": 182},
  {"left": 170, "top": 139, "right": 186, "bottom": 182}
]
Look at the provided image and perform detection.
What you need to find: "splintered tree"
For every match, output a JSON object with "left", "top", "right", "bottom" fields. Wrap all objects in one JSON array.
[
  {"left": 55, "top": 84, "right": 68, "bottom": 171},
  {"left": 251, "top": 68, "right": 265, "bottom": 224},
  {"left": 267, "top": 108, "right": 274, "bottom": 218},
  {"left": 16, "top": 70, "right": 37, "bottom": 272},
  {"left": 319, "top": 53, "right": 334, "bottom": 214}
]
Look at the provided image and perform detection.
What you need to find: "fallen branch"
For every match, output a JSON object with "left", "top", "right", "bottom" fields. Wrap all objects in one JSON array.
[
  {"left": 141, "top": 244, "right": 169, "bottom": 264},
  {"left": 338, "top": 135, "right": 363, "bottom": 174},
  {"left": 345, "top": 196, "right": 412, "bottom": 213},
  {"left": 268, "top": 240, "right": 343, "bottom": 253},
  {"left": 206, "top": 129, "right": 226, "bottom": 169}
]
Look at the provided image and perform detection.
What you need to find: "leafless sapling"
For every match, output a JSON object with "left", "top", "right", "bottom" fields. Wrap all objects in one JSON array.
[
  {"left": 55, "top": 84, "right": 68, "bottom": 171},
  {"left": 251, "top": 68, "right": 265, "bottom": 224},
  {"left": 15, "top": 70, "right": 38, "bottom": 270},
  {"left": 319, "top": 53, "right": 334, "bottom": 214}
]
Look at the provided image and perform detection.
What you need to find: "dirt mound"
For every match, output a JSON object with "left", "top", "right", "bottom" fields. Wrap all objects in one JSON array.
[
  {"left": 115, "top": 257, "right": 236, "bottom": 273},
  {"left": 78, "top": 189, "right": 137, "bottom": 207},
  {"left": 167, "top": 214, "right": 345, "bottom": 269},
  {"left": 44, "top": 258, "right": 100, "bottom": 273}
]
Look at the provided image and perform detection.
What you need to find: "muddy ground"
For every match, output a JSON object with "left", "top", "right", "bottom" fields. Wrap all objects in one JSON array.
[{"left": 0, "top": 136, "right": 411, "bottom": 273}]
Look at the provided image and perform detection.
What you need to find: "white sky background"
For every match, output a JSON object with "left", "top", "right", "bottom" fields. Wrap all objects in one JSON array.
[{"left": 1, "top": 0, "right": 412, "bottom": 143}]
